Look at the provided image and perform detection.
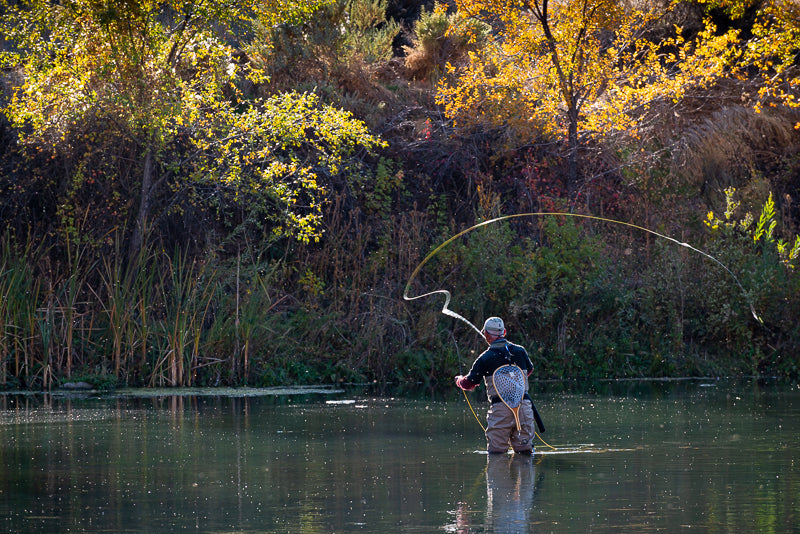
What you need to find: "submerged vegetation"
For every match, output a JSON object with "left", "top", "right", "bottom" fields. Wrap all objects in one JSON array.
[{"left": 0, "top": 0, "right": 799, "bottom": 390}]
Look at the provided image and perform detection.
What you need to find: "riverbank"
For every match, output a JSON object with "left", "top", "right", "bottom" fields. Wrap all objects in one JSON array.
[{"left": 2, "top": 1, "right": 798, "bottom": 389}]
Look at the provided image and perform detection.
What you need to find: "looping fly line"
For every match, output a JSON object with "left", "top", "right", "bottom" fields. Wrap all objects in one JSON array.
[{"left": 402, "top": 212, "right": 763, "bottom": 331}]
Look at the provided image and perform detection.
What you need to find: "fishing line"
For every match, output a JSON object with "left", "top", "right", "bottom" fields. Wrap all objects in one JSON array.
[
  {"left": 405, "top": 212, "right": 762, "bottom": 450},
  {"left": 464, "top": 389, "right": 486, "bottom": 431},
  {"left": 403, "top": 212, "right": 763, "bottom": 330},
  {"left": 535, "top": 433, "right": 556, "bottom": 450}
]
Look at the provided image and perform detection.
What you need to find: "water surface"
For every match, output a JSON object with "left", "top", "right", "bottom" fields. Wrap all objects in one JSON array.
[{"left": 1, "top": 379, "right": 798, "bottom": 533}]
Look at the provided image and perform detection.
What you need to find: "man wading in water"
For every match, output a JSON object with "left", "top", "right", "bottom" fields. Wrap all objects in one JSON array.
[{"left": 455, "top": 317, "right": 536, "bottom": 454}]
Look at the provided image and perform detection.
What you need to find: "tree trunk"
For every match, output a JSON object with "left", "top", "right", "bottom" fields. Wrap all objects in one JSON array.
[
  {"left": 567, "top": 106, "right": 579, "bottom": 194},
  {"left": 130, "top": 149, "right": 153, "bottom": 258}
]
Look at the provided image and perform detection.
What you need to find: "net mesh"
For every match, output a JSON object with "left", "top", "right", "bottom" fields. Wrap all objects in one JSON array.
[{"left": 492, "top": 365, "right": 526, "bottom": 408}]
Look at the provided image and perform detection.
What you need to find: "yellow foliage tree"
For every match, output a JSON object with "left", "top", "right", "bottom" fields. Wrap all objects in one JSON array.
[
  {"left": 699, "top": 0, "right": 800, "bottom": 117},
  {"left": 436, "top": 0, "right": 774, "bottom": 192},
  {"left": 1, "top": 0, "right": 378, "bottom": 254}
]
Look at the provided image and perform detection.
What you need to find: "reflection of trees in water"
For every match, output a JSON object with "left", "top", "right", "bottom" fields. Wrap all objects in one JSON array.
[{"left": 448, "top": 454, "right": 539, "bottom": 533}]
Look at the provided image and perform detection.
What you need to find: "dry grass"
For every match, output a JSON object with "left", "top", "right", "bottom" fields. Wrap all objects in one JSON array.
[
  {"left": 402, "top": 4, "right": 490, "bottom": 83},
  {"left": 671, "top": 105, "right": 800, "bottom": 211}
]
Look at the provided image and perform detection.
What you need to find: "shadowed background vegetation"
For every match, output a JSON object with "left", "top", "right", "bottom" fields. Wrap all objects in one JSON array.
[{"left": 0, "top": 0, "right": 799, "bottom": 390}]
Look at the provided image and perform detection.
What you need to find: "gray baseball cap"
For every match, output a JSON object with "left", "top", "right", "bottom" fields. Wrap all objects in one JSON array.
[{"left": 482, "top": 317, "right": 505, "bottom": 335}]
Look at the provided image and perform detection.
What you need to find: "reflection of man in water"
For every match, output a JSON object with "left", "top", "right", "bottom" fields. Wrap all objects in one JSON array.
[
  {"left": 448, "top": 454, "right": 536, "bottom": 534},
  {"left": 485, "top": 454, "right": 536, "bottom": 534}
]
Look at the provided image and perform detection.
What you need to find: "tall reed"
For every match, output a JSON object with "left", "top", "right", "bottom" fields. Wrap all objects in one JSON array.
[
  {"left": 92, "top": 251, "right": 134, "bottom": 379},
  {"left": 238, "top": 257, "right": 286, "bottom": 383},
  {"left": 59, "top": 228, "right": 95, "bottom": 379},
  {"left": 150, "top": 248, "right": 216, "bottom": 387},
  {"left": 0, "top": 233, "right": 41, "bottom": 387}
]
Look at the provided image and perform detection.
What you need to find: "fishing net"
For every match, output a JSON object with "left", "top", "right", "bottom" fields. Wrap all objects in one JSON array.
[{"left": 492, "top": 365, "right": 526, "bottom": 409}]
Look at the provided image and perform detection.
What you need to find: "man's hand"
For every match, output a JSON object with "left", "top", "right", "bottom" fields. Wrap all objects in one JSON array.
[{"left": 455, "top": 375, "right": 476, "bottom": 391}]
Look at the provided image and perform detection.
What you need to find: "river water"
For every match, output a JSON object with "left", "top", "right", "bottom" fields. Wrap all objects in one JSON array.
[{"left": 1, "top": 379, "right": 797, "bottom": 533}]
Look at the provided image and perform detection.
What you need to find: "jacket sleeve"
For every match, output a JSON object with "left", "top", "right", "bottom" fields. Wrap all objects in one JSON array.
[{"left": 463, "top": 351, "right": 490, "bottom": 386}]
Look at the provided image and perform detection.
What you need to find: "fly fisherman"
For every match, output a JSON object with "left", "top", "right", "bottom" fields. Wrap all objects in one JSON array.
[{"left": 455, "top": 317, "right": 540, "bottom": 454}]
